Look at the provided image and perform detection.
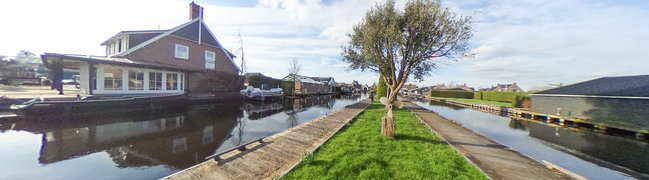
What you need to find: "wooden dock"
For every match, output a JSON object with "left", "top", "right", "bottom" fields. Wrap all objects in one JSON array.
[
  {"left": 427, "top": 97, "right": 649, "bottom": 140},
  {"left": 163, "top": 98, "right": 371, "bottom": 180}
]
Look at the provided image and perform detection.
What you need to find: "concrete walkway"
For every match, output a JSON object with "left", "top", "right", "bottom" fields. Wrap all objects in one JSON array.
[
  {"left": 404, "top": 101, "right": 571, "bottom": 180},
  {"left": 163, "top": 99, "right": 371, "bottom": 180}
]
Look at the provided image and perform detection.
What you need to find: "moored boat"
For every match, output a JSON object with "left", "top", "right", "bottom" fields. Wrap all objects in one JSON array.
[{"left": 239, "top": 86, "right": 283, "bottom": 101}]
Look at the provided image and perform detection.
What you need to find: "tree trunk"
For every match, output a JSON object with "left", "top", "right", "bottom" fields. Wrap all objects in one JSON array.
[
  {"left": 381, "top": 106, "right": 395, "bottom": 138},
  {"left": 380, "top": 80, "right": 401, "bottom": 139},
  {"left": 381, "top": 116, "right": 395, "bottom": 138}
]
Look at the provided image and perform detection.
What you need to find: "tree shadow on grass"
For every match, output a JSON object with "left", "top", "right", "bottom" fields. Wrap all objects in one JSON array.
[{"left": 395, "top": 134, "right": 445, "bottom": 144}]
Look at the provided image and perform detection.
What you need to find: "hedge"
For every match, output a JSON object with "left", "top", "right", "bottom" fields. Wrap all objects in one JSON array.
[
  {"left": 429, "top": 90, "right": 474, "bottom": 99},
  {"left": 474, "top": 91, "right": 529, "bottom": 107},
  {"left": 474, "top": 91, "right": 482, "bottom": 100}
]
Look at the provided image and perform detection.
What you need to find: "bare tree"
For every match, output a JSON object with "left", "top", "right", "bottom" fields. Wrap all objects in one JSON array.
[
  {"left": 234, "top": 33, "right": 246, "bottom": 76},
  {"left": 342, "top": 0, "right": 473, "bottom": 138},
  {"left": 288, "top": 58, "right": 302, "bottom": 81}
]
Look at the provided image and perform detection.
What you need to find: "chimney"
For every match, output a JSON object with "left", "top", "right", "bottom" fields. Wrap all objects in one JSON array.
[{"left": 189, "top": 2, "right": 203, "bottom": 20}]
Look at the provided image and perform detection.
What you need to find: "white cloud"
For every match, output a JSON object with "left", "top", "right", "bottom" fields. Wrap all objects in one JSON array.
[
  {"left": 449, "top": 0, "right": 649, "bottom": 90},
  {"left": 2, "top": 0, "right": 648, "bottom": 90}
]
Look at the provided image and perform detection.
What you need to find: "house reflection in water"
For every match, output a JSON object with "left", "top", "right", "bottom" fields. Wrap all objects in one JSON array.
[
  {"left": 15, "top": 102, "right": 241, "bottom": 169},
  {"left": 8, "top": 94, "right": 362, "bottom": 171}
]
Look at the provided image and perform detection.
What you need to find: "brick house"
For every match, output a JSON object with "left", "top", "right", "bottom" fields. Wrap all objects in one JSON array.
[
  {"left": 485, "top": 83, "right": 524, "bottom": 92},
  {"left": 41, "top": 2, "right": 241, "bottom": 95},
  {"left": 283, "top": 74, "right": 336, "bottom": 95}
]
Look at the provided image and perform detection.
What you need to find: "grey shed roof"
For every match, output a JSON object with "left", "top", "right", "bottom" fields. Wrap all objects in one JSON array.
[{"left": 536, "top": 75, "right": 649, "bottom": 97}]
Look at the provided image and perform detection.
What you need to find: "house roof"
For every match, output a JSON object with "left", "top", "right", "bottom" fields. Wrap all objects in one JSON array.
[
  {"left": 41, "top": 53, "right": 201, "bottom": 72},
  {"left": 100, "top": 30, "right": 166, "bottom": 45},
  {"left": 431, "top": 83, "right": 448, "bottom": 90},
  {"left": 107, "top": 18, "right": 239, "bottom": 71},
  {"left": 283, "top": 74, "right": 334, "bottom": 85},
  {"left": 536, "top": 75, "right": 649, "bottom": 97},
  {"left": 244, "top": 72, "right": 264, "bottom": 77}
]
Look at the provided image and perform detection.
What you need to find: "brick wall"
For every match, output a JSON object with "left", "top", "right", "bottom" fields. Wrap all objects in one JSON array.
[
  {"left": 124, "top": 35, "right": 237, "bottom": 74},
  {"left": 187, "top": 71, "right": 243, "bottom": 93}
]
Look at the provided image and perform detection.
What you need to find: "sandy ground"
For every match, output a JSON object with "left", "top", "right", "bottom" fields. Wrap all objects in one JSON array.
[{"left": 0, "top": 84, "right": 88, "bottom": 99}]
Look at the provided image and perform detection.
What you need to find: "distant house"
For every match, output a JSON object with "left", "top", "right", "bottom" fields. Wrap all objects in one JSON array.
[
  {"left": 410, "top": 86, "right": 431, "bottom": 95},
  {"left": 431, "top": 83, "right": 448, "bottom": 90},
  {"left": 402, "top": 84, "right": 418, "bottom": 91},
  {"left": 484, "top": 83, "right": 524, "bottom": 92},
  {"left": 41, "top": 2, "right": 241, "bottom": 95},
  {"left": 351, "top": 80, "right": 363, "bottom": 92},
  {"left": 531, "top": 75, "right": 649, "bottom": 130},
  {"left": 478, "top": 88, "right": 490, "bottom": 91},
  {"left": 283, "top": 74, "right": 335, "bottom": 95},
  {"left": 456, "top": 83, "right": 475, "bottom": 92}
]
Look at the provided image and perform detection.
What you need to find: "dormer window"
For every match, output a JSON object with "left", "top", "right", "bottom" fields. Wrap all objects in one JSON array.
[
  {"left": 175, "top": 44, "right": 189, "bottom": 59},
  {"left": 105, "top": 36, "right": 129, "bottom": 56}
]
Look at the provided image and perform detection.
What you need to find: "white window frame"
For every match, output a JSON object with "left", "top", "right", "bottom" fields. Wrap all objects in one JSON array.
[
  {"left": 205, "top": 50, "right": 215, "bottom": 69},
  {"left": 175, "top": 44, "right": 189, "bottom": 59}
]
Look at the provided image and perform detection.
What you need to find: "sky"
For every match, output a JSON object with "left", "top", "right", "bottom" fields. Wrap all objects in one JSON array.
[{"left": 1, "top": 0, "right": 648, "bottom": 91}]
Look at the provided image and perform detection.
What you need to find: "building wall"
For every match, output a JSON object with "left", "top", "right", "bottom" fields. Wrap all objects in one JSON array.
[
  {"left": 186, "top": 70, "right": 243, "bottom": 93},
  {"left": 296, "top": 82, "right": 333, "bottom": 94},
  {"left": 123, "top": 35, "right": 237, "bottom": 74},
  {"left": 531, "top": 95, "right": 649, "bottom": 130}
]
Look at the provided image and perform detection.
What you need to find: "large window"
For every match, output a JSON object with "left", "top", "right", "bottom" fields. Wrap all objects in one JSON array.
[
  {"left": 175, "top": 44, "right": 189, "bottom": 59},
  {"left": 104, "top": 66, "right": 122, "bottom": 90},
  {"left": 205, "top": 51, "right": 215, "bottom": 69},
  {"left": 166, "top": 73, "right": 178, "bottom": 90},
  {"left": 179, "top": 74, "right": 183, "bottom": 90},
  {"left": 128, "top": 70, "right": 144, "bottom": 90},
  {"left": 149, "top": 72, "right": 162, "bottom": 90}
]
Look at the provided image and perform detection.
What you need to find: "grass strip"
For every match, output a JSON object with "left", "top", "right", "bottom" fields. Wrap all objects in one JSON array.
[{"left": 282, "top": 101, "right": 487, "bottom": 179}]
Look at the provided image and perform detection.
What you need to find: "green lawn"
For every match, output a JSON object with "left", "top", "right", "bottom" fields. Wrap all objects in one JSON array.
[
  {"left": 282, "top": 102, "right": 486, "bottom": 179},
  {"left": 443, "top": 98, "right": 513, "bottom": 107}
]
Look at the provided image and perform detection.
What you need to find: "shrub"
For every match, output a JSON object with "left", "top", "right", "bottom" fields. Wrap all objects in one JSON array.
[
  {"left": 376, "top": 75, "right": 388, "bottom": 99},
  {"left": 429, "top": 90, "right": 474, "bottom": 99}
]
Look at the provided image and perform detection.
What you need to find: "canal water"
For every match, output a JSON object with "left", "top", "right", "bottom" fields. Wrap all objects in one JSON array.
[
  {"left": 0, "top": 94, "right": 367, "bottom": 180},
  {"left": 412, "top": 99, "right": 649, "bottom": 180}
]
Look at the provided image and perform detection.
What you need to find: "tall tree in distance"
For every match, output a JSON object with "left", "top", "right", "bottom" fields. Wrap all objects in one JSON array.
[
  {"left": 342, "top": 0, "right": 473, "bottom": 138},
  {"left": 376, "top": 74, "right": 387, "bottom": 99}
]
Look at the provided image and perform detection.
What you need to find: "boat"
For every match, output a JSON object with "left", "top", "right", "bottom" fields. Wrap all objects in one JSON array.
[
  {"left": 239, "top": 86, "right": 283, "bottom": 101},
  {"left": 9, "top": 93, "right": 187, "bottom": 116}
]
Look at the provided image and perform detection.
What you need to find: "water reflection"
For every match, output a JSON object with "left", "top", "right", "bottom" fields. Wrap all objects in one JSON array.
[
  {"left": 517, "top": 118, "right": 649, "bottom": 177},
  {"left": 0, "top": 94, "right": 365, "bottom": 179},
  {"left": 17, "top": 103, "right": 241, "bottom": 169}
]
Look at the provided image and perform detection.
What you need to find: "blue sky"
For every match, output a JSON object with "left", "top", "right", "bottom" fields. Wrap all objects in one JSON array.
[{"left": 1, "top": 0, "right": 648, "bottom": 91}]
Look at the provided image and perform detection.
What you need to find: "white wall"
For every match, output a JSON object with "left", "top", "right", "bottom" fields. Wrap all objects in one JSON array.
[{"left": 92, "top": 64, "right": 185, "bottom": 94}]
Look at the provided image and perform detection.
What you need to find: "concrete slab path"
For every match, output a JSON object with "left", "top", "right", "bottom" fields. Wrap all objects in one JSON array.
[{"left": 404, "top": 101, "right": 571, "bottom": 180}]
